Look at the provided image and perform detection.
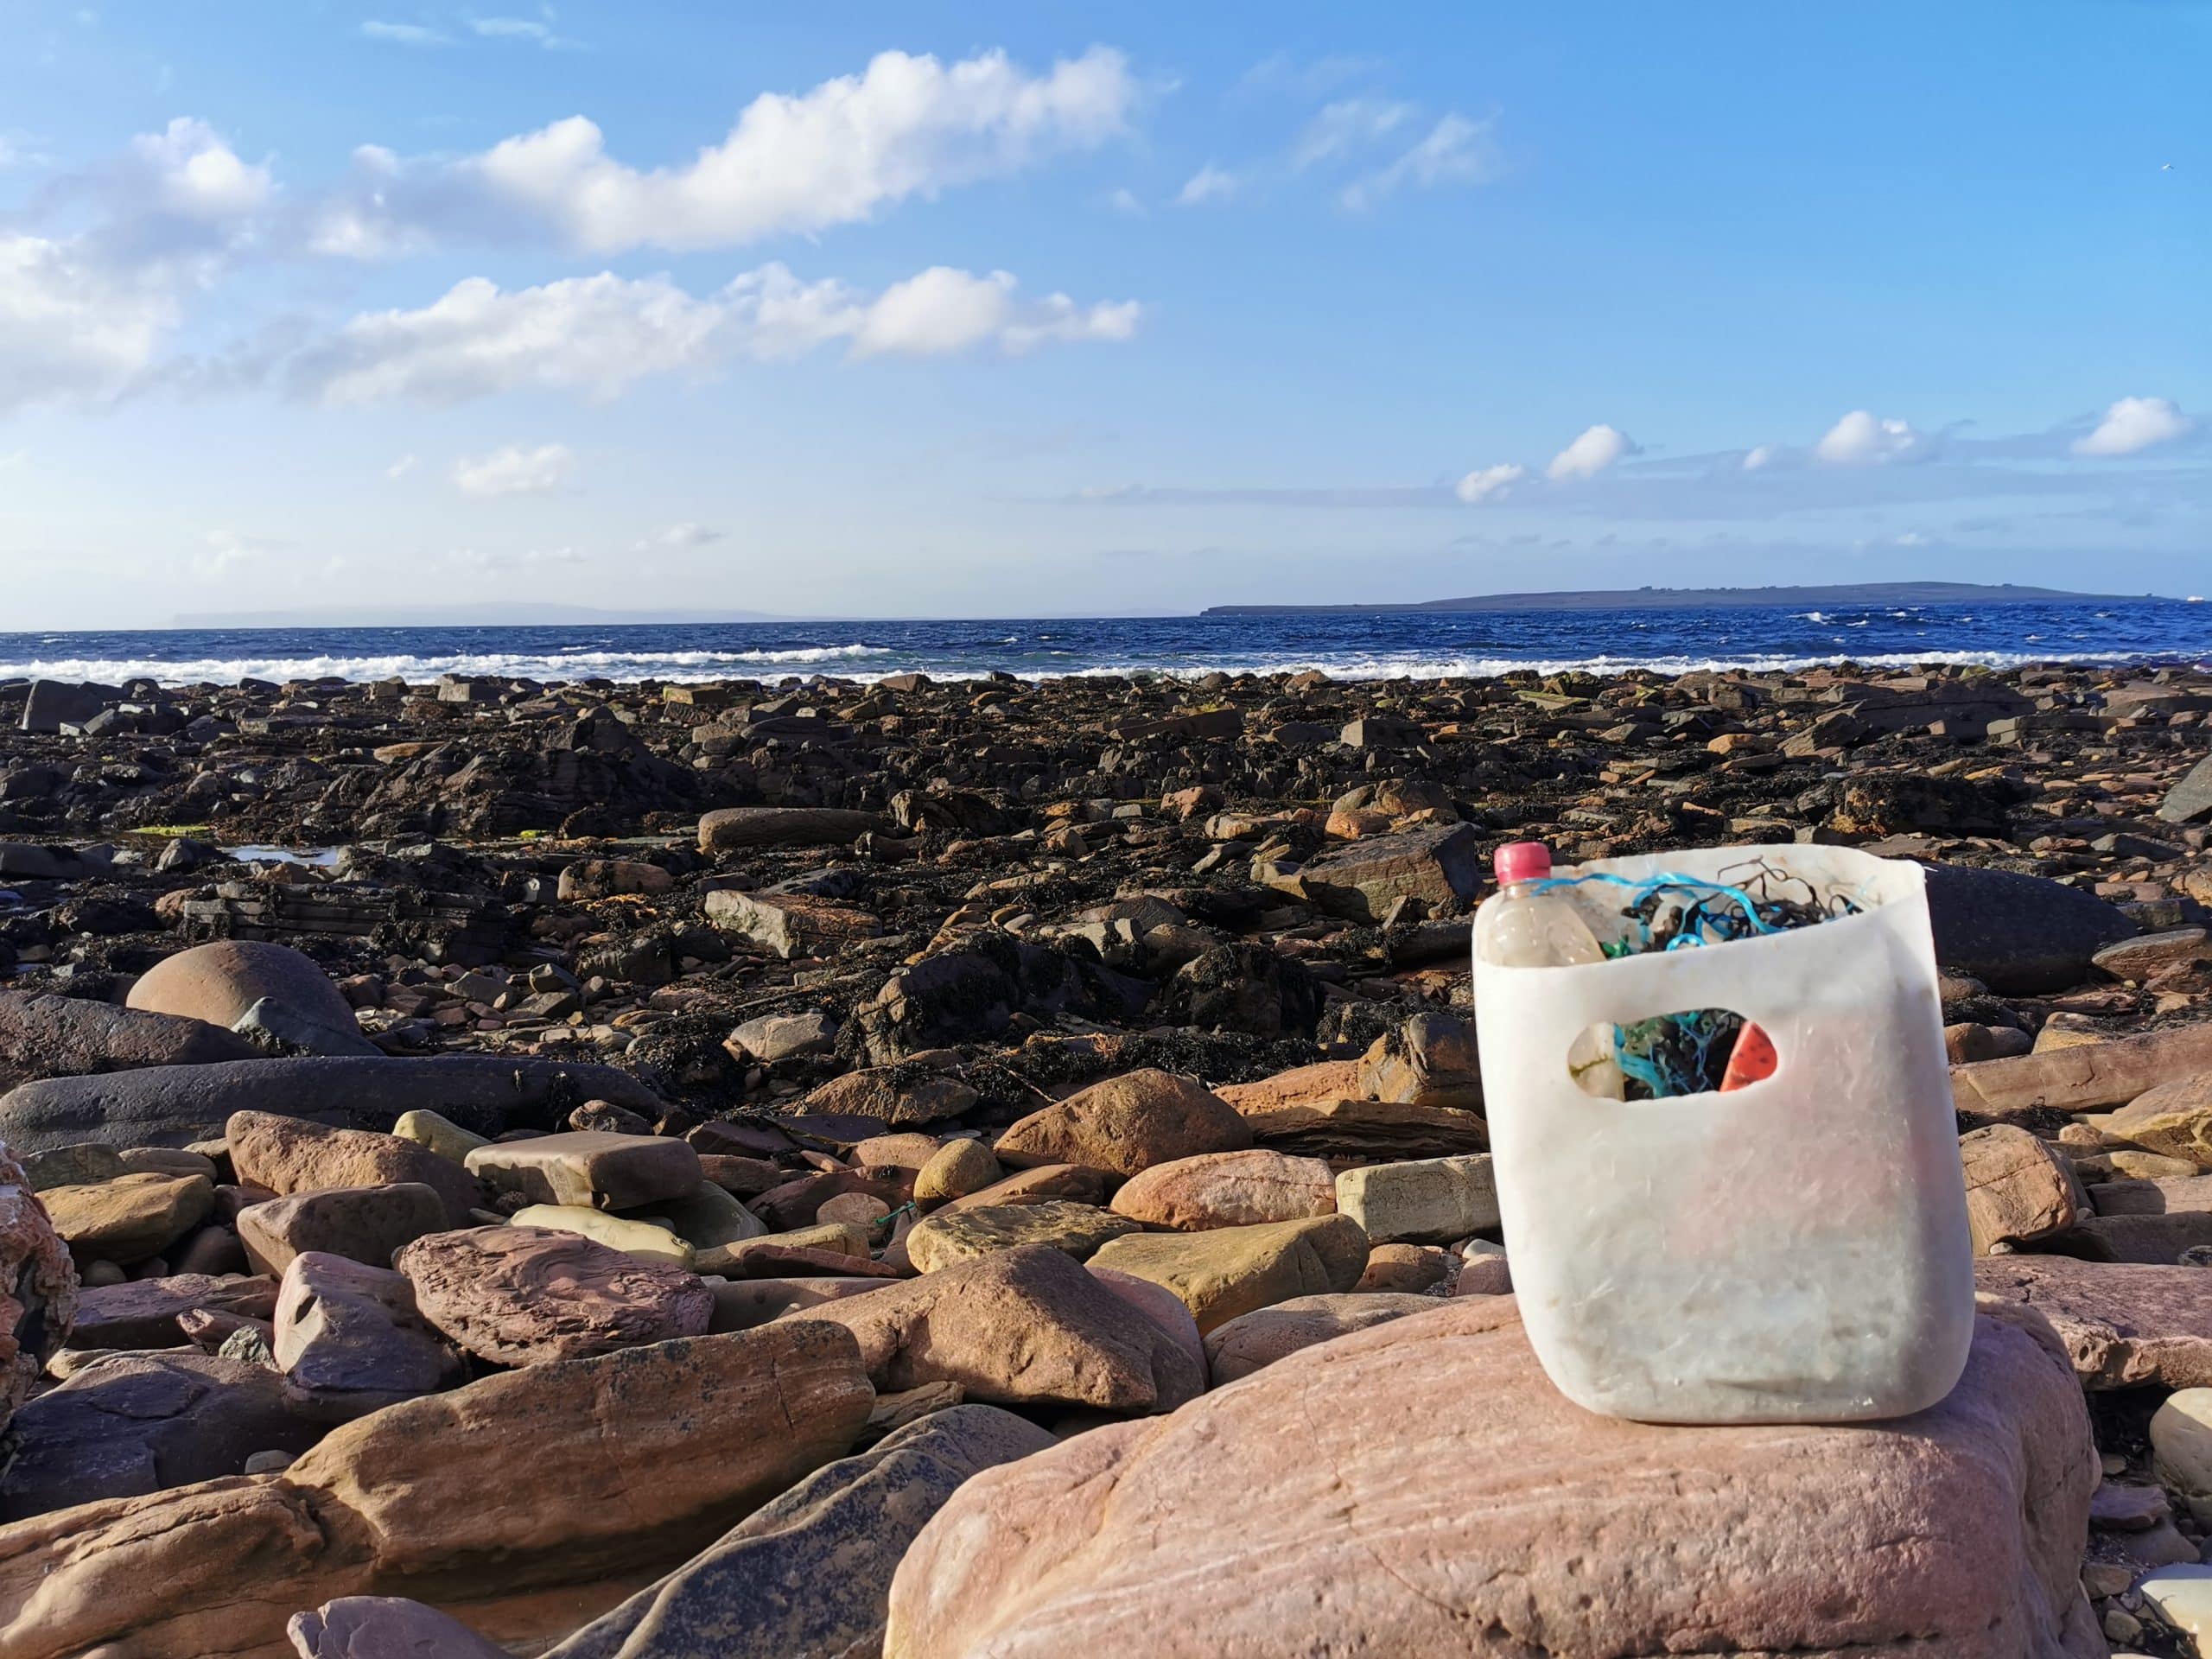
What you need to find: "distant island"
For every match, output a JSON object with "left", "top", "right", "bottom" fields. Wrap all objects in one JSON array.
[{"left": 1202, "top": 581, "right": 2156, "bottom": 617}]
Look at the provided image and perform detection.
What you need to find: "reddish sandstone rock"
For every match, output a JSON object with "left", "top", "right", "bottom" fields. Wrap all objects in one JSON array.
[
  {"left": 995, "top": 1071, "right": 1250, "bottom": 1178},
  {"left": 1, "top": 1141, "right": 76, "bottom": 1426},
  {"left": 0, "top": 1322, "right": 875, "bottom": 1659},
  {"left": 1975, "top": 1255, "right": 2212, "bottom": 1388},
  {"left": 1960, "top": 1126, "right": 2088, "bottom": 1254},
  {"left": 128, "top": 939, "right": 357, "bottom": 1033},
  {"left": 887, "top": 1299, "right": 2101, "bottom": 1658},
  {"left": 394, "top": 1225, "right": 713, "bottom": 1367},
  {"left": 796, "top": 1244, "right": 1201, "bottom": 1414},
  {"left": 1108, "top": 1149, "right": 1336, "bottom": 1231},
  {"left": 228, "top": 1112, "right": 485, "bottom": 1228}
]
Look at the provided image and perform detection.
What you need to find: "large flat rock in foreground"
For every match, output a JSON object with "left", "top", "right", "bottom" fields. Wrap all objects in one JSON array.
[
  {"left": 0, "top": 1054, "right": 665, "bottom": 1152},
  {"left": 887, "top": 1297, "right": 2099, "bottom": 1658}
]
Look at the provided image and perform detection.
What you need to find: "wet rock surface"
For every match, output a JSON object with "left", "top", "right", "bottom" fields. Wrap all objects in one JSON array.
[{"left": 0, "top": 658, "right": 2206, "bottom": 1654}]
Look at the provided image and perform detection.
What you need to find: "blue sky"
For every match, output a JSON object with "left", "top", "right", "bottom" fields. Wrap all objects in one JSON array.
[{"left": 0, "top": 1, "right": 2205, "bottom": 626}]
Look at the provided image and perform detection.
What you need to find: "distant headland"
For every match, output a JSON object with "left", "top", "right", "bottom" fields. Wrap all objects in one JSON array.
[{"left": 1201, "top": 581, "right": 2157, "bottom": 617}]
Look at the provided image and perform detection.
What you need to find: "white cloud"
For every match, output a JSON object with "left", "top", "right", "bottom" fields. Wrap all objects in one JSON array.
[
  {"left": 315, "top": 46, "right": 1137, "bottom": 254},
  {"left": 1546, "top": 423, "right": 1638, "bottom": 481},
  {"left": 385, "top": 454, "right": 419, "bottom": 480},
  {"left": 194, "top": 527, "right": 285, "bottom": 577},
  {"left": 467, "top": 16, "right": 579, "bottom": 48},
  {"left": 1815, "top": 409, "right": 1925, "bottom": 464},
  {"left": 0, "top": 232, "right": 176, "bottom": 413},
  {"left": 1341, "top": 114, "right": 1499, "bottom": 209},
  {"left": 1292, "top": 99, "right": 1415, "bottom": 168},
  {"left": 1107, "top": 187, "right": 1145, "bottom": 214},
  {"left": 1454, "top": 462, "right": 1525, "bottom": 504},
  {"left": 2075, "top": 395, "right": 2191, "bottom": 456},
  {"left": 637, "top": 522, "right": 722, "bottom": 551},
  {"left": 1176, "top": 163, "right": 1237, "bottom": 206},
  {"left": 1741, "top": 444, "right": 1775, "bottom": 471},
  {"left": 451, "top": 442, "right": 575, "bottom": 496},
  {"left": 361, "top": 20, "right": 452, "bottom": 46},
  {"left": 288, "top": 264, "right": 1140, "bottom": 404}
]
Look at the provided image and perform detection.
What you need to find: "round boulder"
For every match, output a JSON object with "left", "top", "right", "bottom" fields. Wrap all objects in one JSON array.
[{"left": 127, "top": 941, "right": 354, "bottom": 1033}]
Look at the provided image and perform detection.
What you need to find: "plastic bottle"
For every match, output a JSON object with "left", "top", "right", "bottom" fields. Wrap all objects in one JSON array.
[{"left": 1475, "top": 842, "right": 1626, "bottom": 1097}]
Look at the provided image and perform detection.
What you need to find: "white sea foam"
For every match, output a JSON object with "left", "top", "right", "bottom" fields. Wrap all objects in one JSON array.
[{"left": 0, "top": 644, "right": 893, "bottom": 686}]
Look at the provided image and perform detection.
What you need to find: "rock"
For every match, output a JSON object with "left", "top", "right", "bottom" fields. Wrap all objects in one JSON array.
[
  {"left": 1086, "top": 1214, "right": 1370, "bottom": 1332},
  {"left": 726, "top": 1009, "right": 836, "bottom": 1065},
  {"left": 2158, "top": 754, "right": 2212, "bottom": 824},
  {"left": 41, "top": 1170, "right": 213, "bottom": 1263},
  {"left": 658, "top": 1181, "right": 765, "bottom": 1252},
  {"left": 2101, "top": 1074, "right": 2212, "bottom": 1167},
  {"left": 906, "top": 1201, "right": 1140, "bottom": 1272},
  {"left": 0, "top": 841, "right": 110, "bottom": 880},
  {"left": 68, "top": 1271, "right": 276, "bottom": 1349},
  {"left": 17, "top": 678, "right": 118, "bottom": 734},
  {"left": 1294, "top": 823, "right": 1484, "bottom": 924},
  {"left": 707, "top": 1276, "right": 891, "bottom": 1332},
  {"left": 914, "top": 1138, "right": 1001, "bottom": 1205},
  {"left": 1, "top": 1140, "right": 78, "bottom": 1427},
  {"left": 228, "top": 995, "right": 383, "bottom": 1059},
  {"left": 557, "top": 858, "right": 677, "bottom": 902},
  {"left": 1334, "top": 1154, "right": 1497, "bottom": 1245},
  {"left": 2049, "top": 1211, "right": 2212, "bottom": 1263},
  {"left": 0, "top": 988, "right": 259, "bottom": 1091},
  {"left": 543, "top": 1406, "right": 1057, "bottom": 1659},
  {"left": 2152, "top": 1388, "right": 2212, "bottom": 1516},
  {"left": 512, "top": 1204, "right": 697, "bottom": 1265},
  {"left": 2091, "top": 1174, "right": 2212, "bottom": 1215},
  {"left": 0, "top": 1351, "right": 319, "bottom": 1522},
  {"left": 390, "top": 1108, "right": 491, "bottom": 1163},
  {"left": 1453, "top": 1249, "right": 1514, "bottom": 1295},
  {"left": 1203, "top": 1292, "right": 1442, "bottom": 1385},
  {"left": 885, "top": 1301, "right": 2099, "bottom": 1658},
  {"left": 704, "top": 890, "right": 881, "bottom": 960},
  {"left": 2138, "top": 1565, "right": 2212, "bottom": 1645},
  {"left": 1961, "top": 1126, "right": 2089, "bottom": 1253},
  {"left": 236, "top": 1183, "right": 448, "bottom": 1274},
  {"left": 698, "top": 806, "right": 886, "bottom": 852},
  {"left": 395, "top": 1224, "right": 714, "bottom": 1365},
  {"left": 795, "top": 1244, "right": 1202, "bottom": 1414},
  {"left": 127, "top": 939, "right": 358, "bottom": 1034},
  {"left": 1109, "top": 1148, "right": 1336, "bottom": 1230},
  {"left": 0, "top": 1322, "right": 874, "bottom": 1659},
  {"left": 275, "top": 1251, "right": 461, "bottom": 1421},
  {"left": 941, "top": 1164, "right": 1112, "bottom": 1212},
  {"left": 1356, "top": 1012, "right": 1483, "bottom": 1111},
  {"left": 0, "top": 1053, "right": 666, "bottom": 1154},
  {"left": 1975, "top": 1255, "right": 2212, "bottom": 1387},
  {"left": 1220, "top": 1067, "right": 1489, "bottom": 1159},
  {"left": 794, "top": 1066, "right": 979, "bottom": 1126},
  {"left": 1157, "top": 944, "right": 1320, "bottom": 1038},
  {"left": 995, "top": 1070, "right": 1252, "bottom": 1177},
  {"left": 1357, "top": 1242, "right": 1454, "bottom": 1292},
  {"left": 1953, "top": 1023, "right": 2212, "bottom": 1120},
  {"left": 289, "top": 1599, "right": 511, "bottom": 1659},
  {"left": 18, "top": 1141, "right": 125, "bottom": 1189},
  {"left": 466, "top": 1130, "right": 702, "bottom": 1211},
  {"left": 230, "top": 1111, "right": 485, "bottom": 1228},
  {"left": 2095, "top": 927, "right": 2211, "bottom": 982},
  {"left": 1922, "top": 861, "right": 2139, "bottom": 995}
]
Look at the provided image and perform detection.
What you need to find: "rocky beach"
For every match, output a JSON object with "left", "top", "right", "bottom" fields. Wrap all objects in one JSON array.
[{"left": 2, "top": 655, "right": 2211, "bottom": 1657}]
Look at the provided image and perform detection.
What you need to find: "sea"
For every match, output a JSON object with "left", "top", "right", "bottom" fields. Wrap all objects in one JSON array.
[{"left": 0, "top": 598, "right": 2204, "bottom": 688}]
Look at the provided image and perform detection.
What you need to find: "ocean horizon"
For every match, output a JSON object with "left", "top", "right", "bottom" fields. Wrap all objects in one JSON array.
[{"left": 0, "top": 595, "right": 2202, "bottom": 688}]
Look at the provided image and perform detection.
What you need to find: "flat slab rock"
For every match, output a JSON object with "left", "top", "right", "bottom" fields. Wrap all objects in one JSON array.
[
  {"left": 395, "top": 1225, "right": 713, "bottom": 1366},
  {"left": 886, "top": 1297, "right": 2101, "bottom": 1658},
  {"left": 1975, "top": 1255, "right": 2212, "bottom": 1388}
]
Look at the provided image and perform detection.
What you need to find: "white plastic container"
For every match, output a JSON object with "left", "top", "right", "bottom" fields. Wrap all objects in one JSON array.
[{"left": 1472, "top": 843, "right": 1974, "bottom": 1424}]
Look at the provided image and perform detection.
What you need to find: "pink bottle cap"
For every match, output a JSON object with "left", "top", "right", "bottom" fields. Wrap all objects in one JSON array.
[{"left": 1493, "top": 842, "right": 1553, "bottom": 886}]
